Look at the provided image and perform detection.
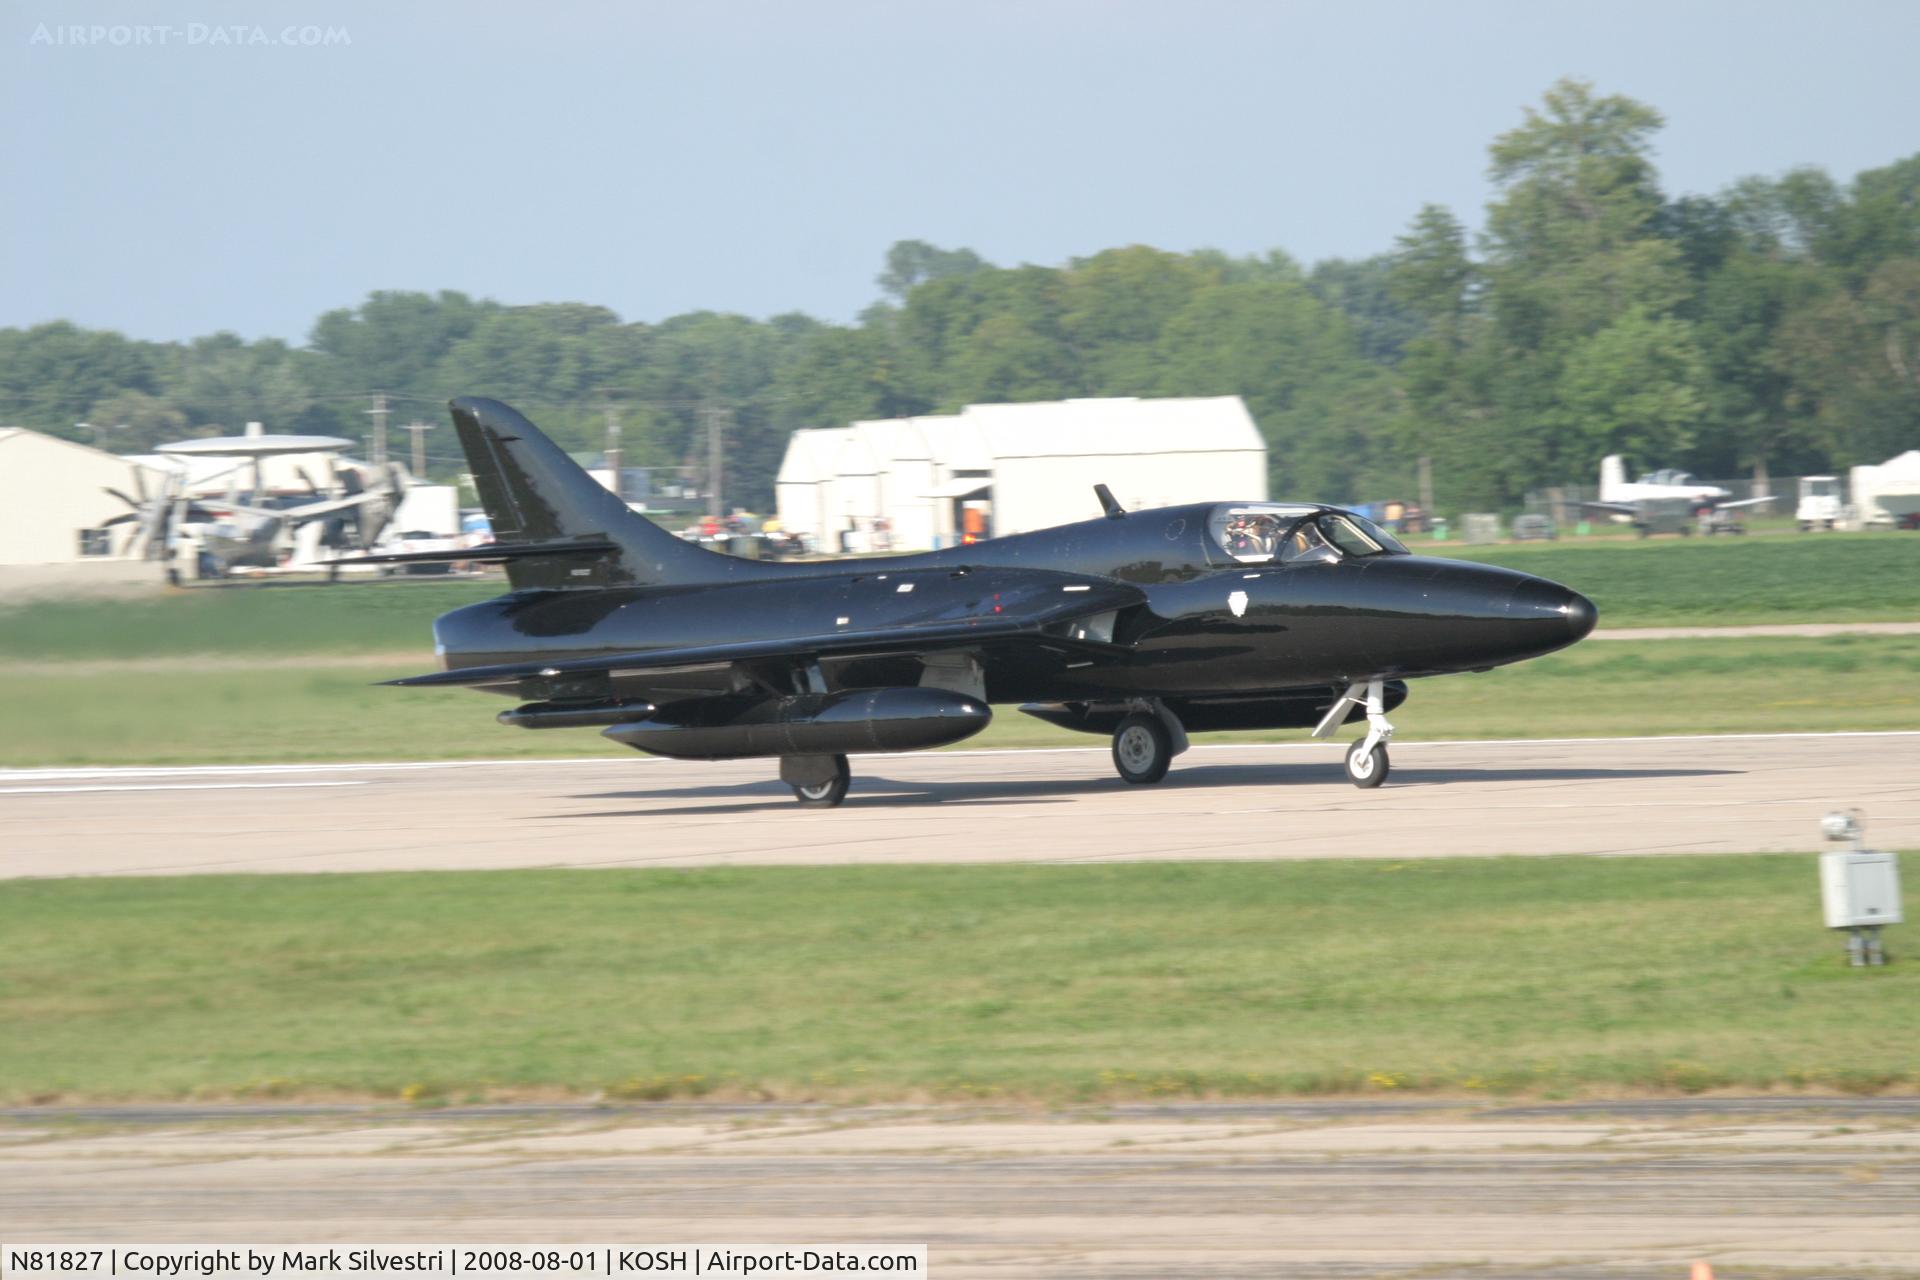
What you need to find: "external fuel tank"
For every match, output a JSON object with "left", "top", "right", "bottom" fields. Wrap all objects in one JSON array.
[{"left": 601, "top": 687, "right": 991, "bottom": 759}]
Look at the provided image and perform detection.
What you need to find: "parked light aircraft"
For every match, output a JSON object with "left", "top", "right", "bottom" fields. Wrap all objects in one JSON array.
[{"left": 1584, "top": 455, "right": 1776, "bottom": 536}]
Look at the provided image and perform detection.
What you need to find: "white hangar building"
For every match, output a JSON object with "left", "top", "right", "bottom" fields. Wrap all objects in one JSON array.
[
  {"left": 0, "top": 428, "right": 167, "bottom": 594},
  {"left": 775, "top": 396, "right": 1267, "bottom": 552}
]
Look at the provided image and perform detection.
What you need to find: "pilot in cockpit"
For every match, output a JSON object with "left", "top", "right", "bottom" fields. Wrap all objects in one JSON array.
[{"left": 1224, "top": 513, "right": 1281, "bottom": 559}]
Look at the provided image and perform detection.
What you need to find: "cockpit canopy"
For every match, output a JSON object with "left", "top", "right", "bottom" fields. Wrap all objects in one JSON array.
[{"left": 1208, "top": 503, "right": 1410, "bottom": 565}]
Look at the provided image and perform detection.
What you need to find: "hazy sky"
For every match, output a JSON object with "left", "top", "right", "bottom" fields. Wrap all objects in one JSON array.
[{"left": 5, "top": 0, "right": 1918, "bottom": 343}]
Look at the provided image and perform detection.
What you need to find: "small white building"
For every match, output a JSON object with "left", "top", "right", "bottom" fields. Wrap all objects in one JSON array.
[
  {"left": 0, "top": 428, "right": 169, "bottom": 594},
  {"left": 775, "top": 396, "right": 1267, "bottom": 550},
  {"left": 0, "top": 428, "right": 169, "bottom": 563}
]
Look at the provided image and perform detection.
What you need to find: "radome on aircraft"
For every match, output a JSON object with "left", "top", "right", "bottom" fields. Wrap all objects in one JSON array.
[{"left": 353, "top": 398, "right": 1597, "bottom": 807}]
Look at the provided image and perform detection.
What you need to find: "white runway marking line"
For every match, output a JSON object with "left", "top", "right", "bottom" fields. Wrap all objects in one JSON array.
[
  {"left": 0, "top": 758, "right": 630, "bottom": 783},
  {"left": 0, "top": 729, "right": 1914, "bottom": 786},
  {"left": 0, "top": 781, "right": 370, "bottom": 796}
]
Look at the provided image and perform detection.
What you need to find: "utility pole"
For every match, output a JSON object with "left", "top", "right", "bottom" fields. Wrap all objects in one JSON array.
[
  {"left": 401, "top": 421, "right": 433, "bottom": 477},
  {"left": 1417, "top": 455, "right": 1434, "bottom": 519},
  {"left": 603, "top": 402, "right": 623, "bottom": 501},
  {"left": 703, "top": 403, "right": 728, "bottom": 519},
  {"left": 366, "top": 392, "right": 390, "bottom": 468}
]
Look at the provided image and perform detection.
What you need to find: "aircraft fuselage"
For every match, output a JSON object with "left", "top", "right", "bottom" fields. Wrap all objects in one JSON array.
[{"left": 434, "top": 503, "right": 1594, "bottom": 705}]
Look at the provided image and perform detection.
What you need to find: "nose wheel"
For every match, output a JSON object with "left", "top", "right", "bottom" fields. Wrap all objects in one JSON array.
[
  {"left": 1313, "top": 677, "right": 1396, "bottom": 789},
  {"left": 1344, "top": 738, "right": 1389, "bottom": 787}
]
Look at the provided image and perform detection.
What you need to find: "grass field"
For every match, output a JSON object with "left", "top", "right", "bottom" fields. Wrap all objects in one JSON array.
[
  {"left": 1, "top": 532, "right": 1916, "bottom": 663},
  {"left": 0, "top": 578, "right": 495, "bottom": 660},
  {"left": 4, "top": 634, "right": 1915, "bottom": 767},
  {"left": 1, "top": 858, "right": 1911, "bottom": 1104},
  {"left": 1451, "top": 531, "right": 1920, "bottom": 625}
]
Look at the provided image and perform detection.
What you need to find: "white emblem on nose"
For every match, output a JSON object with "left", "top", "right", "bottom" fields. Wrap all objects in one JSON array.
[{"left": 1228, "top": 590, "right": 1248, "bottom": 618}]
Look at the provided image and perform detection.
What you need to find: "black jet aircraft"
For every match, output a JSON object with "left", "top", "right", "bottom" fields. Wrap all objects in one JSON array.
[{"left": 364, "top": 398, "right": 1597, "bottom": 807}]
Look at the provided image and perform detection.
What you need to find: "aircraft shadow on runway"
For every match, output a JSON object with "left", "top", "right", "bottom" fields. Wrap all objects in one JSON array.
[{"left": 557, "top": 762, "right": 1738, "bottom": 818}]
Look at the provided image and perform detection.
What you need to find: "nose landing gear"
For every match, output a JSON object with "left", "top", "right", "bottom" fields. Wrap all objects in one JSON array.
[
  {"left": 1314, "top": 677, "right": 1395, "bottom": 789},
  {"left": 1344, "top": 737, "right": 1389, "bottom": 787}
]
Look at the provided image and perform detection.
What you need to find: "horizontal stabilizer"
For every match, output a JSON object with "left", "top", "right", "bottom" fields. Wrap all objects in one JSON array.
[{"left": 325, "top": 538, "right": 617, "bottom": 567}]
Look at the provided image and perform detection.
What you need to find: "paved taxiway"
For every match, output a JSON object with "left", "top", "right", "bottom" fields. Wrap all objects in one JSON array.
[
  {"left": 5, "top": 1100, "right": 1917, "bottom": 1277},
  {"left": 2, "top": 732, "right": 1916, "bottom": 878}
]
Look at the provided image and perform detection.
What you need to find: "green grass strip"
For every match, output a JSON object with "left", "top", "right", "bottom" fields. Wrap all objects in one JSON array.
[{"left": 2, "top": 858, "right": 1913, "bottom": 1104}]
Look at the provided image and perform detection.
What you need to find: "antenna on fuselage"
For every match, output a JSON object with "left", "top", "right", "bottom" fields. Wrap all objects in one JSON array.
[{"left": 1093, "top": 484, "right": 1126, "bottom": 520}]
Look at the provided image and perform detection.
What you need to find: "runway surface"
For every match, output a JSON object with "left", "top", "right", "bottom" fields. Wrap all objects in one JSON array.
[
  {"left": 3, "top": 732, "right": 1917, "bottom": 878},
  {"left": 5, "top": 1100, "right": 1917, "bottom": 1277}
]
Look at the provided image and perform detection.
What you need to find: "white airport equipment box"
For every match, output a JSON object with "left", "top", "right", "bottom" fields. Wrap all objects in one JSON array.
[{"left": 1819, "top": 850, "right": 1903, "bottom": 929}]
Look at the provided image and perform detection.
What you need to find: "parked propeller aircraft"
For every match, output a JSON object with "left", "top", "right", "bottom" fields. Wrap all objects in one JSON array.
[
  {"left": 1583, "top": 455, "right": 1776, "bottom": 536},
  {"left": 358, "top": 398, "right": 1597, "bottom": 806},
  {"left": 113, "top": 432, "right": 407, "bottom": 577}
]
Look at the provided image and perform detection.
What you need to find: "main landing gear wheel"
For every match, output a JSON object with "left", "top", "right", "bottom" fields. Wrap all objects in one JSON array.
[
  {"left": 1344, "top": 738, "right": 1389, "bottom": 788},
  {"left": 792, "top": 754, "right": 851, "bottom": 808},
  {"left": 1112, "top": 713, "right": 1172, "bottom": 785}
]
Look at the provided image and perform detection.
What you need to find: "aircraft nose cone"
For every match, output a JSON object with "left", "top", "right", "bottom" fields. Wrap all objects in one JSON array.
[
  {"left": 1506, "top": 578, "right": 1598, "bottom": 653},
  {"left": 1565, "top": 589, "right": 1598, "bottom": 642}
]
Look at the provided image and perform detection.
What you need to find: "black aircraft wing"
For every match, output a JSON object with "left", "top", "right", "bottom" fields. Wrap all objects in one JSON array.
[{"left": 385, "top": 575, "right": 1143, "bottom": 692}]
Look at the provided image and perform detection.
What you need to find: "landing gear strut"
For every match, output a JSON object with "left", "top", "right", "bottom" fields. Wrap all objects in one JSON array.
[
  {"left": 1314, "top": 678, "right": 1395, "bottom": 789},
  {"left": 783, "top": 754, "right": 851, "bottom": 808}
]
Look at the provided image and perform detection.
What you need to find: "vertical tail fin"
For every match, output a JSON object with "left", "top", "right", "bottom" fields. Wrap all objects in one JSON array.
[
  {"left": 449, "top": 397, "right": 725, "bottom": 590},
  {"left": 1599, "top": 455, "right": 1626, "bottom": 501}
]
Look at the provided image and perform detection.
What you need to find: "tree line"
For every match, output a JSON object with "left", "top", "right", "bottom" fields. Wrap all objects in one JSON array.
[{"left": 2, "top": 79, "right": 1915, "bottom": 513}]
